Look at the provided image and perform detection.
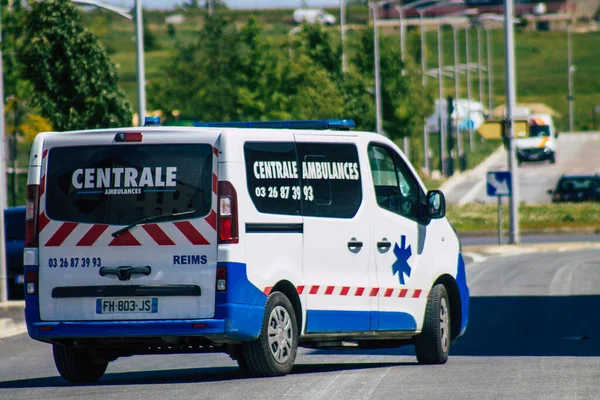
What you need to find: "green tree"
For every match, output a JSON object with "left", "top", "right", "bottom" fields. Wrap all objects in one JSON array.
[
  {"left": 167, "top": 23, "right": 176, "bottom": 39},
  {"left": 150, "top": 15, "right": 344, "bottom": 122},
  {"left": 144, "top": 23, "right": 160, "bottom": 51},
  {"left": 18, "top": 0, "right": 132, "bottom": 131},
  {"left": 349, "top": 27, "right": 433, "bottom": 166},
  {"left": 292, "top": 23, "right": 342, "bottom": 78}
]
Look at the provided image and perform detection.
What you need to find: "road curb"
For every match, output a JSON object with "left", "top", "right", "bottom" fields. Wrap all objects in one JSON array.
[
  {"left": 0, "top": 300, "right": 25, "bottom": 310},
  {"left": 463, "top": 241, "right": 600, "bottom": 254},
  {"left": 0, "top": 318, "right": 27, "bottom": 339}
]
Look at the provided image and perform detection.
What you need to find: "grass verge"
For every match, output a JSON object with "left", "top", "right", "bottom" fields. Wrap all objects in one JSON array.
[{"left": 448, "top": 202, "right": 600, "bottom": 234}]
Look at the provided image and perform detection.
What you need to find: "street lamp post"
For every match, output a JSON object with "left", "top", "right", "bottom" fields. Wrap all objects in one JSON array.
[
  {"left": 0, "top": 5, "right": 8, "bottom": 303},
  {"left": 465, "top": 27, "right": 474, "bottom": 151},
  {"left": 503, "top": 0, "right": 520, "bottom": 245},
  {"left": 369, "top": 2, "right": 383, "bottom": 135},
  {"left": 419, "top": 11, "right": 426, "bottom": 85},
  {"left": 452, "top": 25, "right": 464, "bottom": 170},
  {"left": 71, "top": 0, "right": 145, "bottom": 126},
  {"left": 134, "top": 0, "right": 146, "bottom": 126},
  {"left": 477, "top": 27, "right": 484, "bottom": 106},
  {"left": 437, "top": 22, "right": 446, "bottom": 177},
  {"left": 340, "top": 0, "right": 347, "bottom": 73},
  {"left": 396, "top": 3, "right": 406, "bottom": 64},
  {"left": 486, "top": 25, "right": 493, "bottom": 113},
  {"left": 567, "top": 23, "right": 574, "bottom": 132}
]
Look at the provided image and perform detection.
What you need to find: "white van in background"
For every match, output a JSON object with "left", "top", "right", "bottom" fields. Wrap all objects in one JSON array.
[
  {"left": 426, "top": 99, "right": 487, "bottom": 133},
  {"left": 293, "top": 8, "right": 336, "bottom": 25},
  {"left": 516, "top": 113, "right": 558, "bottom": 165}
]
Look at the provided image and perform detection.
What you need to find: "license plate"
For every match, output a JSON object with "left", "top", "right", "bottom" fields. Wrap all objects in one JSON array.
[{"left": 96, "top": 298, "right": 158, "bottom": 314}]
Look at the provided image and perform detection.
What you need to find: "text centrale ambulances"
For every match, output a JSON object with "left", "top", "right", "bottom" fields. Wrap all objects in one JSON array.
[
  {"left": 71, "top": 167, "right": 178, "bottom": 190},
  {"left": 253, "top": 161, "right": 360, "bottom": 181}
]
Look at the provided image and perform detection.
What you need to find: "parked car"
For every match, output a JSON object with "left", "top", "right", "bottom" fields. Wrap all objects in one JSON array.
[
  {"left": 547, "top": 175, "right": 600, "bottom": 202},
  {"left": 4, "top": 206, "right": 26, "bottom": 300}
]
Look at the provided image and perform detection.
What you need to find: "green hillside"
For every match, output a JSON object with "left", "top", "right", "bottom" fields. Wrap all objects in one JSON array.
[{"left": 83, "top": 7, "right": 599, "bottom": 132}]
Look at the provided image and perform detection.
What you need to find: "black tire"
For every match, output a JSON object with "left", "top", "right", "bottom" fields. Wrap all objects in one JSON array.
[
  {"left": 549, "top": 154, "right": 556, "bottom": 164},
  {"left": 231, "top": 345, "right": 250, "bottom": 373},
  {"left": 53, "top": 344, "right": 108, "bottom": 384},
  {"left": 415, "top": 284, "right": 451, "bottom": 365},
  {"left": 242, "top": 292, "right": 298, "bottom": 377}
]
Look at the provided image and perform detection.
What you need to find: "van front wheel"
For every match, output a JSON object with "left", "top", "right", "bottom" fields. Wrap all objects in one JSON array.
[
  {"left": 242, "top": 292, "right": 298, "bottom": 377},
  {"left": 53, "top": 344, "right": 108, "bottom": 383},
  {"left": 415, "top": 284, "right": 451, "bottom": 364}
]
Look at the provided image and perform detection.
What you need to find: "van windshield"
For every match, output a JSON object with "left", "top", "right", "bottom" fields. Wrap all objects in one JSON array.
[
  {"left": 530, "top": 125, "right": 551, "bottom": 137},
  {"left": 45, "top": 144, "right": 213, "bottom": 225}
]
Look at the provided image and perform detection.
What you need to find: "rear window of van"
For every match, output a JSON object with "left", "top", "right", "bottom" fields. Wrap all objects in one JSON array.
[{"left": 45, "top": 144, "right": 213, "bottom": 225}]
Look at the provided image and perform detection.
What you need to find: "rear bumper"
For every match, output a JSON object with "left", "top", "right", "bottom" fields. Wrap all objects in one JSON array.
[
  {"left": 25, "top": 261, "right": 268, "bottom": 343},
  {"left": 26, "top": 301, "right": 265, "bottom": 342}
]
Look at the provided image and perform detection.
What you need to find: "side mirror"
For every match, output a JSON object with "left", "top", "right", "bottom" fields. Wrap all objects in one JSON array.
[{"left": 427, "top": 190, "right": 446, "bottom": 220}]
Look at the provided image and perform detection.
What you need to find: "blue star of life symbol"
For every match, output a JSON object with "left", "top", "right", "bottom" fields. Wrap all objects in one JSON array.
[{"left": 392, "top": 235, "right": 412, "bottom": 285}]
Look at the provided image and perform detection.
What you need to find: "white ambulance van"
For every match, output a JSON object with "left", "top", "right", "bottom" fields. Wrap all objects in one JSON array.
[
  {"left": 24, "top": 118, "right": 469, "bottom": 383},
  {"left": 516, "top": 113, "right": 558, "bottom": 165}
]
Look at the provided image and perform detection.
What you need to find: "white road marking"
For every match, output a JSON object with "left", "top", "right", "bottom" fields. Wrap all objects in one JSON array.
[{"left": 463, "top": 252, "right": 487, "bottom": 264}]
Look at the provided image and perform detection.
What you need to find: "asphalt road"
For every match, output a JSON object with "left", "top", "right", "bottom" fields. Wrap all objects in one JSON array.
[
  {"left": 461, "top": 233, "right": 600, "bottom": 246},
  {"left": 1, "top": 248, "right": 600, "bottom": 399},
  {"left": 444, "top": 132, "right": 600, "bottom": 204}
]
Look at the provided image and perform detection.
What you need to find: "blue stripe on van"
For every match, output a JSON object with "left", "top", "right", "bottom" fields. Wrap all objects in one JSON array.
[
  {"left": 377, "top": 311, "right": 417, "bottom": 331},
  {"left": 215, "top": 262, "right": 267, "bottom": 339},
  {"left": 306, "top": 310, "right": 416, "bottom": 333},
  {"left": 456, "top": 253, "right": 470, "bottom": 336}
]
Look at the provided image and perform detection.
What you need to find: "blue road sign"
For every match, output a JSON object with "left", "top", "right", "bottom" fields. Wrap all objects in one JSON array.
[{"left": 487, "top": 171, "right": 512, "bottom": 197}]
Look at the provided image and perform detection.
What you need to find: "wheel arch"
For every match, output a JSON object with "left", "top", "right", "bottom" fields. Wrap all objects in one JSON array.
[
  {"left": 271, "top": 280, "right": 303, "bottom": 335},
  {"left": 433, "top": 274, "right": 462, "bottom": 342}
]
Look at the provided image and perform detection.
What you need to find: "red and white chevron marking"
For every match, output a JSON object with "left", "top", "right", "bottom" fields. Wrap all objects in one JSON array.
[
  {"left": 263, "top": 285, "right": 424, "bottom": 299},
  {"left": 37, "top": 146, "right": 220, "bottom": 247}
]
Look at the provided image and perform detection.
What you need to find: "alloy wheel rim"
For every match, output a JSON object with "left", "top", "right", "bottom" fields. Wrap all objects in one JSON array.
[
  {"left": 267, "top": 305, "right": 293, "bottom": 364},
  {"left": 439, "top": 297, "right": 449, "bottom": 353}
]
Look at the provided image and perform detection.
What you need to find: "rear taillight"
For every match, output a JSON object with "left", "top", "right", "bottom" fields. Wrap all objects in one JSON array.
[
  {"left": 114, "top": 132, "right": 143, "bottom": 142},
  {"left": 26, "top": 270, "right": 38, "bottom": 295},
  {"left": 216, "top": 266, "right": 227, "bottom": 291},
  {"left": 25, "top": 184, "right": 40, "bottom": 247},
  {"left": 217, "top": 181, "right": 238, "bottom": 244}
]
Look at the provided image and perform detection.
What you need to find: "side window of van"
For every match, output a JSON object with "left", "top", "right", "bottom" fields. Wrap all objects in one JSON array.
[
  {"left": 244, "top": 142, "right": 301, "bottom": 216},
  {"left": 368, "top": 144, "right": 422, "bottom": 221},
  {"left": 296, "top": 143, "right": 362, "bottom": 218}
]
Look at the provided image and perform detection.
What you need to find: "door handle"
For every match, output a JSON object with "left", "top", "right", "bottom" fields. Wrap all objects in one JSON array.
[
  {"left": 347, "top": 238, "right": 363, "bottom": 253},
  {"left": 377, "top": 238, "right": 391, "bottom": 253},
  {"left": 99, "top": 266, "right": 151, "bottom": 281}
]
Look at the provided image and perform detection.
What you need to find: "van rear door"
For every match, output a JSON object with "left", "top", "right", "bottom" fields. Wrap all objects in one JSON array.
[{"left": 37, "top": 130, "right": 219, "bottom": 321}]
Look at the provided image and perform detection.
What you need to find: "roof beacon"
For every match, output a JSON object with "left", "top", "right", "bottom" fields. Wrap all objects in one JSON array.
[
  {"left": 144, "top": 116, "right": 161, "bottom": 127},
  {"left": 193, "top": 119, "right": 356, "bottom": 131}
]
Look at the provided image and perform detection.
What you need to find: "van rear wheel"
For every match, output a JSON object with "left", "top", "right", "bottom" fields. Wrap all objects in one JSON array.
[
  {"left": 415, "top": 284, "right": 451, "bottom": 365},
  {"left": 53, "top": 344, "right": 108, "bottom": 384},
  {"left": 242, "top": 292, "right": 298, "bottom": 377}
]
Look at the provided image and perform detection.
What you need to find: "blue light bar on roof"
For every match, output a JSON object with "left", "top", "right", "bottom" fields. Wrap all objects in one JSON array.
[
  {"left": 192, "top": 119, "right": 356, "bottom": 130},
  {"left": 144, "top": 116, "right": 161, "bottom": 126}
]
